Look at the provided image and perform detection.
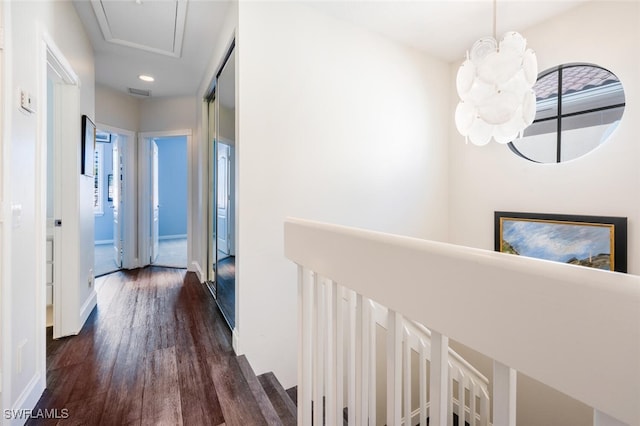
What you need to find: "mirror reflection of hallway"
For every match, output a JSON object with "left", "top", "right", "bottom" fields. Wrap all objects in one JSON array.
[
  {"left": 151, "top": 135, "right": 188, "bottom": 268},
  {"left": 215, "top": 141, "right": 235, "bottom": 328},
  {"left": 207, "top": 45, "right": 236, "bottom": 330}
]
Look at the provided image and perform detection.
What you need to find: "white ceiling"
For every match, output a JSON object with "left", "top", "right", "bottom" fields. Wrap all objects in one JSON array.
[
  {"left": 73, "top": 0, "right": 230, "bottom": 98},
  {"left": 73, "top": 0, "right": 590, "bottom": 99},
  {"left": 312, "top": 0, "right": 591, "bottom": 63}
]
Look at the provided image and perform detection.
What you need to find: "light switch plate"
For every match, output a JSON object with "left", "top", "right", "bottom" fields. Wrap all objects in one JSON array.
[{"left": 19, "top": 89, "right": 35, "bottom": 113}]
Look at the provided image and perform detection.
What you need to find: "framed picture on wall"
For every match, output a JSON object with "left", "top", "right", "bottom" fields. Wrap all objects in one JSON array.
[
  {"left": 495, "top": 211, "right": 627, "bottom": 273},
  {"left": 81, "top": 114, "right": 96, "bottom": 177}
]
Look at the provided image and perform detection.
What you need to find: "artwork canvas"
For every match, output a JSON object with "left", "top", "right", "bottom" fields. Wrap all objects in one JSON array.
[{"left": 495, "top": 212, "right": 627, "bottom": 273}]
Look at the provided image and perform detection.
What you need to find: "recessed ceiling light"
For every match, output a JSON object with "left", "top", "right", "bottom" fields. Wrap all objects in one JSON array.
[{"left": 138, "top": 74, "right": 155, "bottom": 82}]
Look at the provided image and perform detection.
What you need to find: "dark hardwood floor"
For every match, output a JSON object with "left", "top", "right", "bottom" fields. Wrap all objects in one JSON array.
[{"left": 29, "top": 267, "right": 270, "bottom": 426}]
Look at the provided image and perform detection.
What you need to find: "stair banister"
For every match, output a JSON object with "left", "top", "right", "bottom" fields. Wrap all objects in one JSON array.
[{"left": 285, "top": 217, "right": 640, "bottom": 425}]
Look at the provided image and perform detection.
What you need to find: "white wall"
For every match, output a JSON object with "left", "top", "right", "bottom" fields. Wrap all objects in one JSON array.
[
  {"left": 236, "top": 2, "right": 451, "bottom": 388},
  {"left": 2, "top": 0, "right": 95, "bottom": 417},
  {"left": 95, "top": 84, "right": 140, "bottom": 131},
  {"left": 448, "top": 2, "right": 640, "bottom": 425},
  {"left": 139, "top": 96, "right": 196, "bottom": 133}
]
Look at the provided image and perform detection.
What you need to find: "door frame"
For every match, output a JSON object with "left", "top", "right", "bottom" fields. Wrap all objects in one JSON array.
[
  {"left": 96, "top": 124, "right": 137, "bottom": 269},
  {"left": 138, "top": 130, "right": 192, "bottom": 268},
  {"left": 39, "top": 33, "right": 81, "bottom": 341},
  {"left": 0, "top": 0, "right": 9, "bottom": 409},
  {"left": 216, "top": 140, "right": 231, "bottom": 255}
]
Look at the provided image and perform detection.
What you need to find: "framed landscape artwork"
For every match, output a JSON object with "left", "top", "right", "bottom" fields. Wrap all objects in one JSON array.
[{"left": 495, "top": 212, "right": 627, "bottom": 273}]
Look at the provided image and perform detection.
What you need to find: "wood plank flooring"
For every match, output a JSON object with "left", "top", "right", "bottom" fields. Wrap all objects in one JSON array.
[{"left": 28, "top": 267, "right": 270, "bottom": 426}]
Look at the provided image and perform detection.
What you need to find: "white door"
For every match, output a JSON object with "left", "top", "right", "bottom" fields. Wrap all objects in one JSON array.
[
  {"left": 217, "top": 143, "right": 230, "bottom": 255},
  {"left": 151, "top": 141, "right": 160, "bottom": 263},
  {"left": 112, "top": 136, "right": 123, "bottom": 267}
]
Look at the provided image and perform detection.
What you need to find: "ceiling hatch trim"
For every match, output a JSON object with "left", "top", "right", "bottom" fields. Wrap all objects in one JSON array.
[{"left": 90, "top": 0, "right": 187, "bottom": 58}]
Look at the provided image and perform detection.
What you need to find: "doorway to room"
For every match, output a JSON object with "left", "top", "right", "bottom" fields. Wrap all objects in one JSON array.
[
  {"left": 151, "top": 135, "right": 188, "bottom": 268},
  {"left": 93, "top": 129, "right": 120, "bottom": 276},
  {"left": 93, "top": 124, "right": 136, "bottom": 277},
  {"left": 138, "top": 131, "right": 190, "bottom": 270}
]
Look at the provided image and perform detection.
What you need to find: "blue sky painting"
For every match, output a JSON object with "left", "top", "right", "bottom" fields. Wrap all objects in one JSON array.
[{"left": 501, "top": 219, "right": 612, "bottom": 264}]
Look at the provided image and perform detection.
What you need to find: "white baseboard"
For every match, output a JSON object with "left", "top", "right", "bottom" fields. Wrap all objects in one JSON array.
[
  {"left": 79, "top": 290, "right": 97, "bottom": 328},
  {"left": 232, "top": 328, "right": 239, "bottom": 354},
  {"left": 9, "top": 372, "right": 45, "bottom": 426},
  {"left": 159, "top": 234, "right": 187, "bottom": 241},
  {"left": 190, "top": 261, "right": 204, "bottom": 282}
]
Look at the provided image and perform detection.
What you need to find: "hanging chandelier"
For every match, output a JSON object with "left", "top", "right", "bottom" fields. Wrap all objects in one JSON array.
[{"left": 455, "top": 0, "right": 538, "bottom": 146}]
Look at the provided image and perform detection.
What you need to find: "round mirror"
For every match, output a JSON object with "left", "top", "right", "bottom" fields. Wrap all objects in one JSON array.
[{"left": 509, "top": 63, "right": 625, "bottom": 163}]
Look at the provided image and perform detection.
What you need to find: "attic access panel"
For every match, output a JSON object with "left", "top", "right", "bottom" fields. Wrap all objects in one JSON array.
[{"left": 91, "top": 0, "right": 187, "bottom": 57}]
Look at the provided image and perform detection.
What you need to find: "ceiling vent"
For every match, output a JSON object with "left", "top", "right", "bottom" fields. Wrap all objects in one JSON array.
[
  {"left": 90, "top": 0, "right": 187, "bottom": 58},
  {"left": 128, "top": 88, "right": 151, "bottom": 97}
]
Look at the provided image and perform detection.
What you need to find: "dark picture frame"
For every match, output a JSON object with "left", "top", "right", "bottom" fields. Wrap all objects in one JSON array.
[
  {"left": 495, "top": 211, "right": 627, "bottom": 273},
  {"left": 81, "top": 115, "right": 96, "bottom": 176}
]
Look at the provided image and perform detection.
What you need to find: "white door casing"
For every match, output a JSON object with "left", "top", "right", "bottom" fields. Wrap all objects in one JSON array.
[
  {"left": 112, "top": 135, "right": 122, "bottom": 268},
  {"left": 151, "top": 140, "right": 159, "bottom": 263}
]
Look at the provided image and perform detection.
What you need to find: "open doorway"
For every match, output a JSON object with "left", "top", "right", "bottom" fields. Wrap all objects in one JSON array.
[
  {"left": 139, "top": 131, "right": 190, "bottom": 270},
  {"left": 93, "top": 129, "right": 122, "bottom": 277},
  {"left": 152, "top": 136, "right": 188, "bottom": 268},
  {"left": 43, "top": 41, "right": 80, "bottom": 341}
]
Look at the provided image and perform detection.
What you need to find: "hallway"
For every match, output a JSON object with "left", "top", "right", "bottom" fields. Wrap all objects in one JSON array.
[{"left": 29, "top": 267, "right": 271, "bottom": 425}]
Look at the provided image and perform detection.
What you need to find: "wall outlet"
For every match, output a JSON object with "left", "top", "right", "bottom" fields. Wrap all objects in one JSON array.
[{"left": 88, "top": 268, "right": 94, "bottom": 288}]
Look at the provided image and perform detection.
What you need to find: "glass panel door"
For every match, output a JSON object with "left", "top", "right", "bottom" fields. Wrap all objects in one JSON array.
[{"left": 214, "top": 48, "right": 236, "bottom": 329}]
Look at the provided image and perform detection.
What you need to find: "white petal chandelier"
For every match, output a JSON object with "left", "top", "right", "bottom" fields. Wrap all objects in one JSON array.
[{"left": 455, "top": 1, "right": 538, "bottom": 146}]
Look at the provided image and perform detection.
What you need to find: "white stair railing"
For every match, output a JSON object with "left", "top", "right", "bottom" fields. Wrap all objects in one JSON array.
[
  {"left": 285, "top": 218, "right": 640, "bottom": 426},
  {"left": 373, "top": 301, "right": 491, "bottom": 426}
]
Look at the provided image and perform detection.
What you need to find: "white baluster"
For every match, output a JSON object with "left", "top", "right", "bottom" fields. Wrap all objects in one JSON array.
[
  {"left": 298, "top": 266, "right": 313, "bottom": 426},
  {"left": 493, "top": 361, "right": 517, "bottom": 426},
  {"left": 480, "top": 388, "right": 490, "bottom": 426},
  {"left": 429, "top": 331, "right": 449, "bottom": 426},
  {"left": 448, "top": 364, "right": 454, "bottom": 426},
  {"left": 325, "top": 280, "right": 336, "bottom": 426},
  {"left": 419, "top": 339, "right": 427, "bottom": 426},
  {"left": 403, "top": 327, "right": 411, "bottom": 425},
  {"left": 458, "top": 370, "right": 466, "bottom": 426},
  {"left": 313, "top": 276, "right": 325, "bottom": 426},
  {"left": 387, "top": 310, "right": 403, "bottom": 426},
  {"left": 335, "top": 285, "right": 345, "bottom": 425},
  {"left": 348, "top": 290, "right": 357, "bottom": 424},
  {"left": 469, "top": 379, "right": 477, "bottom": 426},
  {"left": 369, "top": 300, "right": 377, "bottom": 426},
  {"left": 360, "top": 295, "right": 370, "bottom": 425}
]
